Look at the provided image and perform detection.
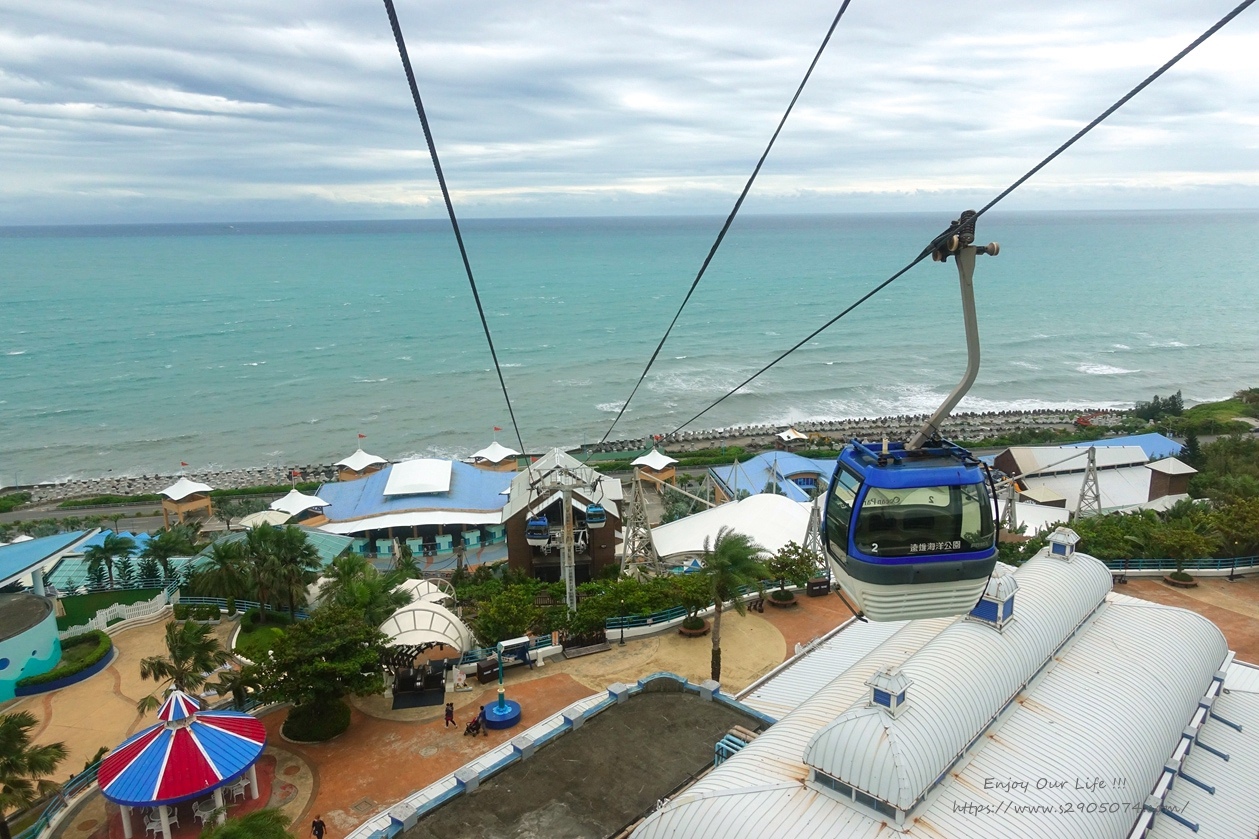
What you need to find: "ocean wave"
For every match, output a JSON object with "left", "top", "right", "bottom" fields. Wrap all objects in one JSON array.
[
  {"left": 1075, "top": 363, "right": 1137, "bottom": 376},
  {"left": 501, "top": 363, "right": 523, "bottom": 368},
  {"left": 1112, "top": 343, "right": 1131, "bottom": 350},
  {"left": 1149, "top": 340, "right": 1190, "bottom": 348},
  {"left": 6, "top": 350, "right": 26, "bottom": 355},
  {"left": 353, "top": 377, "right": 389, "bottom": 383},
  {"left": 597, "top": 401, "right": 627, "bottom": 413},
  {"left": 1010, "top": 361, "right": 1040, "bottom": 370}
]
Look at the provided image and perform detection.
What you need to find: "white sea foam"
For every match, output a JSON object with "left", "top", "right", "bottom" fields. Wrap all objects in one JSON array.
[
  {"left": 501, "top": 363, "right": 523, "bottom": 368},
  {"left": 353, "top": 377, "right": 389, "bottom": 383},
  {"left": 1010, "top": 361, "right": 1040, "bottom": 370},
  {"left": 597, "top": 401, "right": 627, "bottom": 413},
  {"left": 1076, "top": 363, "right": 1136, "bottom": 376},
  {"left": 1113, "top": 343, "right": 1131, "bottom": 350},
  {"left": 6, "top": 351, "right": 26, "bottom": 355},
  {"left": 1149, "top": 340, "right": 1189, "bottom": 348}
]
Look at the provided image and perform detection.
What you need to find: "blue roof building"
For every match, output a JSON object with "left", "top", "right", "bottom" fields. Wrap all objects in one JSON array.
[
  {"left": 710, "top": 452, "right": 837, "bottom": 504},
  {"left": 0, "top": 531, "right": 92, "bottom": 593},
  {"left": 1063, "top": 433, "right": 1182, "bottom": 461}
]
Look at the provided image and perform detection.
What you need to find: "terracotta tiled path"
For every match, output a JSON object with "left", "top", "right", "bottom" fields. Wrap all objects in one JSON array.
[{"left": 1122, "top": 574, "right": 1259, "bottom": 662}]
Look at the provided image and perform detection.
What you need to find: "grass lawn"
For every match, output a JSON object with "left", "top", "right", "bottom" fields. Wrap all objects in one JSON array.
[
  {"left": 60, "top": 636, "right": 107, "bottom": 668},
  {"left": 56, "top": 589, "right": 162, "bottom": 630},
  {"left": 234, "top": 624, "right": 287, "bottom": 662}
]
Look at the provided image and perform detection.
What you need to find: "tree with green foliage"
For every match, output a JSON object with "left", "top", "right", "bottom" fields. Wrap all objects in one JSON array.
[
  {"left": 196, "top": 807, "right": 290, "bottom": 839},
  {"left": 137, "top": 620, "right": 231, "bottom": 712},
  {"left": 136, "top": 556, "right": 161, "bottom": 586},
  {"left": 474, "top": 585, "right": 542, "bottom": 644},
  {"left": 766, "top": 541, "right": 820, "bottom": 594},
  {"left": 1213, "top": 499, "right": 1259, "bottom": 559},
  {"left": 83, "top": 533, "right": 136, "bottom": 591},
  {"left": 189, "top": 540, "right": 248, "bottom": 603},
  {"left": 257, "top": 603, "right": 386, "bottom": 724},
  {"left": 141, "top": 527, "right": 198, "bottom": 581},
  {"left": 267, "top": 526, "right": 321, "bottom": 617},
  {"left": 0, "top": 712, "right": 68, "bottom": 839},
  {"left": 213, "top": 497, "right": 268, "bottom": 532},
  {"left": 115, "top": 557, "right": 136, "bottom": 589},
  {"left": 208, "top": 665, "right": 261, "bottom": 711},
  {"left": 701, "top": 527, "right": 768, "bottom": 683},
  {"left": 317, "top": 553, "right": 412, "bottom": 627}
]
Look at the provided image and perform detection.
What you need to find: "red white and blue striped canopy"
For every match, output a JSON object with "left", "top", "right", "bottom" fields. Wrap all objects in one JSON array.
[
  {"left": 98, "top": 696, "right": 267, "bottom": 807},
  {"left": 157, "top": 690, "right": 201, "bottom": 722}
]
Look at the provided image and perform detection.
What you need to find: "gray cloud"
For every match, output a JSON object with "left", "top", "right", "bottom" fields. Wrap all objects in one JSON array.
[{"left": 1, "top": 0, "right": 1256, "bottom": 223}]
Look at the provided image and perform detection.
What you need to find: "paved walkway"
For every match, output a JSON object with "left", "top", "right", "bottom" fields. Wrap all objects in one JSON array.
[{"left": 1122, "top": 574, "right": 1259, "bottom": 662}]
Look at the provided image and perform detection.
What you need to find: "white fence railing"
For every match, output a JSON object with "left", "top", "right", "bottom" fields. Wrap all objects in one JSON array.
[{"left": 59, "top": 586, "right": 180, "bottom": 640}]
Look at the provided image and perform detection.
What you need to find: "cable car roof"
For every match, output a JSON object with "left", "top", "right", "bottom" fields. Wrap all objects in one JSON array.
[{"left": 839, "top": 442, "right": 986, "bottom": 489}]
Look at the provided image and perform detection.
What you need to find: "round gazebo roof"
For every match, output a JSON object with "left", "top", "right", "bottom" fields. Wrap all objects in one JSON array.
[
  {"left": 270, "top": 488, "right": 329, "bottom": 516},
  {"left": 99, "top": 690, "right": 267, "bottom": 806}
]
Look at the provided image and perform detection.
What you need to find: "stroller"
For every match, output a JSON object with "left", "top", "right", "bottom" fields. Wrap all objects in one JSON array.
[{"left": 464, "top": 717, "right": 483, "bottom": 737}]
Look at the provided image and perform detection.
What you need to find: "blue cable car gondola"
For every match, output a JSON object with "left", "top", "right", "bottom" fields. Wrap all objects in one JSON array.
[
  {"left": 525, "top": 516, "right": 550, "bottom": 547},
  {"left": 823, "top": 211, "right": 1000, "bottom": 621},
  {"left": 585, "top": 503, "right": 606, "bottom": 529}
]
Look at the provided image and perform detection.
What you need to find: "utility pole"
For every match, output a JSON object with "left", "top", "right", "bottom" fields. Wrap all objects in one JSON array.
[
  {"left": 803, "top": 498, "right": 827, "bottom": 580},
  {"left": 620, "top": 470, "right": 660, "bottom": 577},
  {"left": 561, "top": 484, "right": 577, "bottom": 612}
]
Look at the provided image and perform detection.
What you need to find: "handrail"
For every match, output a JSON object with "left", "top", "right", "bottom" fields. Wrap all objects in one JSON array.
[{"left": 1101, "top": 555, "right": 1259, "bottom": 572}]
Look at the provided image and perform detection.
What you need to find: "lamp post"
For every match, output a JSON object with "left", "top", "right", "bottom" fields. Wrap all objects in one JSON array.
[{"left": 619, "top": 598, "right": 626, "bottom": 646}]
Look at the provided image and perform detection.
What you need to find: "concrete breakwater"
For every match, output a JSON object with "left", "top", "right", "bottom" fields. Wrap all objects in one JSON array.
[{"left": 16, "top": 408, "right": 1121, "bottom": 506}]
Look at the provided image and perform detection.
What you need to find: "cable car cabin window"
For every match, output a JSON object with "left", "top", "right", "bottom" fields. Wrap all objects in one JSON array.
[
  {"left": 826, "top": 466, "right": 861, "bottom": 553},
  {"left": 854, "top": 483, "right": 994, "bottom": 558}
]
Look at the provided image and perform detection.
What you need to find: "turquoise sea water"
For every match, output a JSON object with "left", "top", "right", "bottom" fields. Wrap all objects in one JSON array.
[{"left": 2, "top": 211, "right": 1258, "bottom": 485}]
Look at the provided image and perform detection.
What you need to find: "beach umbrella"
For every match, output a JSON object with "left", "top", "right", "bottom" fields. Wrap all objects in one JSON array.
[
  {"left": 98, "top": 690, "right": 267, "bottom": 837},
  {"left": 238, "top": 509, "right": 292, "bottom": 528}
]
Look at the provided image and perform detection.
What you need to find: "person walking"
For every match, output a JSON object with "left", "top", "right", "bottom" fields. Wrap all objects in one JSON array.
[
  {"left": 444, "top": 702, "right": 455, "bottom": 727},
  {"left": 310, "top": 814, "right": 326, "bottom": 839}
]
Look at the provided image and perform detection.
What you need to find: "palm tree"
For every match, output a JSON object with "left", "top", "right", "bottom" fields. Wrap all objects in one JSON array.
[
  {"left": 189, "top": 540, "right": 248, "bottom": 603},
  {"left": 318, "top": 554, "right": 412, "bottom": 627},
  {"left": 141, "top": 528, "right": 196, "bottom": 582},
  {"left": 83, "top": 533, "right": 136, "bottom": 591},
  {"left": 241, "top": 525, "right": 278, "bottom": 622},
  {"left": 137, "top": 620, "right": 231, "bottom": 712},
  {"left": 208, "top": 666, "right": 261, "bottom": 711},
  {"left": 269, "top": 526, "right": 321, "bottom": 617},
  {"left": 701, "top": 527, "right": 768, "bottom": 683},
  {"left": 197, "top": 807, "right": 290, "bottom": 839},
  {"left": 0, "top": 712, "right": 68, "bottom": 839}
]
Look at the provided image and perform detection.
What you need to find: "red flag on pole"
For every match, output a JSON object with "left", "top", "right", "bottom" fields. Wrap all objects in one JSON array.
[
  {"left": 358, "top": 433, "right": 366, "bottom": 439},
  {"left": 494, "top": 426, "right": 502, "bottom": 432},
  {"left": 180, "top": 461, "right": 188, "bottom": 467},
  {"left": 291, "top": 469, "right": 300, "bottom": 477}
]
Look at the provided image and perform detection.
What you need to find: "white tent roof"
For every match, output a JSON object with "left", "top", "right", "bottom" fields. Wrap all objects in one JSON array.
[
  {"left": 470, "top": 441, "right": 520, "bottom": 464},
  {"left": 320, "top": 510, "right": 502, "bottom": 535},
  {"left": 239, "top": 509, "right": 292, "bottom": 528},
  {"left": 160, "top": 477, "right": 213, "bottom": 500},
  {"left": 270, "top": 488, "right": 329, "bottom": 516},
  {"left": 632, "top": 449, "right": 678, "bottom": 470},
  {"left": 651, "top": 494, "right": 811, "bottom": 561},
  {"left": 380, "top": 601, "right": 475, "bottom": 652},
  {"left": 383, "top": 459, "right": 453, "bottom": 496},
  {"left": 394, "top": 577, "right": 455, "bottom": 604},
  {"left": 335, "top": 448, "right": 387, "bottom": 472},
  {"left": 776, "top": 427, "right": 809, "bottom": 441}
]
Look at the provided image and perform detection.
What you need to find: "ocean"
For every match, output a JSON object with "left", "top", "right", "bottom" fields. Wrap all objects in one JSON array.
[{"left": 2, "top": 211, "right": 1257, "bottom": 486}]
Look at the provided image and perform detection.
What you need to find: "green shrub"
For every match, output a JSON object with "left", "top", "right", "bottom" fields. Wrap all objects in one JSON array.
[
  {"left": 770, "top": 588, "right": 795, "bottom": 602},
  {"left": 681, "top": 615, "right": 706, "bottom": 631},
  {"left": 16, "top": 631, "right": 112, "bottom": 688},
  {"left": 242, "top": 608, "right": 293, "bottom": 630},
  {"left": 226, "top": 598, "right": 238, "bottom": 617},
  {"left": 282, "top": 698, "right": 350, "bottom": 742},
  {"left": 1169, "top": 570, "right": 1195, "bottom": 583},
  {"left": 173, "top": 604, "right": 190, "bottom": 620},
  {"left": 0, "top": 491, "right": 31, "bottom": 513}
]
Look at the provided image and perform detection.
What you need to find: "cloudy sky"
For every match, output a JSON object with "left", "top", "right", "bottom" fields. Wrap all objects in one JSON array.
[{"left": 2, "top": 0, "right": 1257, "bottom": 224}]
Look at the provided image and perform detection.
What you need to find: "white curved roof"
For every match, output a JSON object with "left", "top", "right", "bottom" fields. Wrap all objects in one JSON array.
[
  {"left": 160, "top": 477, "right": 213, "bottom": 500},
  {"left": 651, "top": 494, "right": 810, "bottom": 560},
  {"left": 777, "top": 427, "right": 809, "bottom": 441},
  {"left": 270, "top": 488, "right": 329, "bottom": 516},
  {"left": 632, "top": 449, "right": 678, "bottom": 470},
  {"left": 394, "top": 577, "right": 455, "bottom": 604},
  {"left": 633, "top": 553, "right": 1232, "bottom": 838},
  {"left": 380, "top": 601, "right": 475, "bottom": 653},
  {"left": 239, "top": 509, "right": 292, "bottom": 528},
  {"left": 470, "top": 441, "right": 520, "bottom": 464},
  {"left": 383, "top": 459, "right": 453, "bottom": 496},
  {"left": 335, "top": 448, "right": 387, "bottom": 472},
  {"left": 803, "top": 551, "right": 1114, "bottom": 811}
]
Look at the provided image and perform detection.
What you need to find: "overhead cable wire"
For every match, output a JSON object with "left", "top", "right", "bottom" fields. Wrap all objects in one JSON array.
[
  {"left": 665, "top": 0, "right": 1256, "bottom": 439},
  {"left": 383, "top": 0, "right": 528, "bottom": 455},
  {"left": 597, "top": 0, "right": 856, "bottom": 446}
]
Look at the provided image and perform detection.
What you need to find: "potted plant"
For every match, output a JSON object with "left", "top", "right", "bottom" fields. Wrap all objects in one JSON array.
[
  {"left": 678, "top": 614, "right": 710, "bottom": 637},
  {"left": 673, "top": 572, "right": 711, "bottom": 638},
  {"left": 765, "top": 542, "right": 818, "bottom": 608}
]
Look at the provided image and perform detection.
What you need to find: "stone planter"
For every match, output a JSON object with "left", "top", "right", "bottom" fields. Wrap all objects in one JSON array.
[
  {"left": 678, "top": 619, "right": 710, "bottom": 637},
  {"left": 768, "top": 591, "right": 798, "bottom": 608},
  {"left": 1163, "top": 574, "right": 1198, "bottom": 588}
]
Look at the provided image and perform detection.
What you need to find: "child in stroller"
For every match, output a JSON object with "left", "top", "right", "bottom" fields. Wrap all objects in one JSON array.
[{"left": 464, "top": 716, "right": 483, "bottom": 736}]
